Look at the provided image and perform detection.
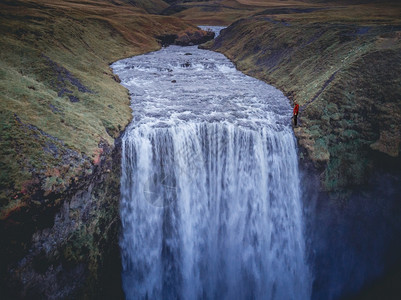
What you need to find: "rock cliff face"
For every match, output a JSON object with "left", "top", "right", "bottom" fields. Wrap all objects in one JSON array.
[
  {"left": 204, "top": 18, "right": 401, "bottom": 194},
  {"left": 2, "top": 139, "right": 124, "bottom": 299}
]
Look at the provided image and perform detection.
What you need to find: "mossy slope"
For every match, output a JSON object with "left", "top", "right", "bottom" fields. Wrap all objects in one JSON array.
[
  {"left": 0, "top": 0, "right": 209, "bottom": 296},
  {"left": 0, "top": 0, "right": 203, "bottom": 218},
  {"left": 205, "top": 4, "right": 401, "bottom": 193}
]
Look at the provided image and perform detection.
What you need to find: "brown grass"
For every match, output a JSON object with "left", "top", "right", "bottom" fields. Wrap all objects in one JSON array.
[
  {"left": 0, "top": 0, "right": 201, "bottom": 215},
  {"left": 237, "top": 0, "right": 319, "bottom": 7},
  {"left": 205, "top": 6, "right": 401, "bottom": 191},
  {"left": 167, "top": 0, "right": 401, "bottom": 26}
]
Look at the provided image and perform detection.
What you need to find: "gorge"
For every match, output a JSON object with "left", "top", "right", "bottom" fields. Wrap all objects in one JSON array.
[{"left": 1, "top": 1, "right": 401, "bottom": 299}]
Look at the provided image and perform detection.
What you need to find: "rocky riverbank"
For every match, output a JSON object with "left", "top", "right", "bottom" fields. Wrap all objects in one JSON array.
[{"left": 203, "top": 15, "right": 401, "bottom": 195}]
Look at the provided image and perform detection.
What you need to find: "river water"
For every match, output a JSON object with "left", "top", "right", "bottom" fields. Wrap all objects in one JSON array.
[{"left": 111, "top": 27, "right": 312, "bottom": 300}]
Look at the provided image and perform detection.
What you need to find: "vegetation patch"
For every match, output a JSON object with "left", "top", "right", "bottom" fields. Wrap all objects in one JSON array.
[
  {"left": 0, "top": 0, "right": 205, "bottom": 212},
  {"left": 205, "top": 3, "right": 401, "bottom": 192},
  {"left": 0, "top": 0, "right": 210, "bottom": 296}
]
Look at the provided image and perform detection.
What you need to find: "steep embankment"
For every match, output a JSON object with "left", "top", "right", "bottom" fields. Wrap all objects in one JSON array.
[
  {"left": 0, "top": 0, "right": 212, "bottom": 297},
  {"left": 204, "top": 3, "right": 401, "bottom": 194}
]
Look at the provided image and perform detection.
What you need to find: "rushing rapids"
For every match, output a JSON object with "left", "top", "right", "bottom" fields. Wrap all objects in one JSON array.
[{"left": 112, "top": 27, "right": 312, "bottom": 300}]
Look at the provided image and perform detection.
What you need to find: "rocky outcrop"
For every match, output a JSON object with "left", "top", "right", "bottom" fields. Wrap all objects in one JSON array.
[
  {"left": 156, "top": 29, "right": 215, "bottom": 46},
  {"left": 175, "top": 29, "right": 215, "bottom": 46},
  {"left": 204, "top": 18, "right": 401, "bottom": 194},
  {"left": 1, "top": 139, "right": 124, "bottom": 299}
]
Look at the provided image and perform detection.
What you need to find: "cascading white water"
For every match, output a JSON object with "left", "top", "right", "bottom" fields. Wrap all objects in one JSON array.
[{"left": 112, "top": 27, "right": 311, "bottom": 300}]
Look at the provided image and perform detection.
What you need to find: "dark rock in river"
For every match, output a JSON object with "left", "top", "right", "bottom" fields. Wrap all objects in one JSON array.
[
  {"left": 175, "top": 29, "right": 215, "bottom": 46},
  {"left": 157, "top": 29, "right": 215, "bottom": 47}
]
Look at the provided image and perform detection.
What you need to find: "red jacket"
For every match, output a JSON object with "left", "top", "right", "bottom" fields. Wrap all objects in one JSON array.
[{"left": 293, "top": 104, "right": 299, "bottom": 115}]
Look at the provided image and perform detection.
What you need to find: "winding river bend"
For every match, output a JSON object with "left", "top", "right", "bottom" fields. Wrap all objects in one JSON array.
[{"left": 111, "top": 28, "right": 312, "bottom": 299}]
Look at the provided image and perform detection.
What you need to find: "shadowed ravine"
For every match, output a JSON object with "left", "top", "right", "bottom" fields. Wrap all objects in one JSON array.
[{"left": 111, "top": 27, "right": 312, "bottom": 299}]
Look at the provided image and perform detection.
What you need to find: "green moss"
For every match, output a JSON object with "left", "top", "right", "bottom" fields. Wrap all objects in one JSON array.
[{"left": 56, "top": 154, "right": 122, "bottom": 297}]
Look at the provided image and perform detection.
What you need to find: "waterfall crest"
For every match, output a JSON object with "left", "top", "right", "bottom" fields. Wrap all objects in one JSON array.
[{"left": 112, "top": 30, "right": 311, "bottom": 299}]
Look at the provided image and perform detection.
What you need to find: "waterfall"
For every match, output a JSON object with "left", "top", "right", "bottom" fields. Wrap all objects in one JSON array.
[{"left": 112, "top": 30, "right": 311, "bottom": 299}]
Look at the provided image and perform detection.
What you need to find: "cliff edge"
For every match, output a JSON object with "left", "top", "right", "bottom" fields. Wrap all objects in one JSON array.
[{"left": 204, "top": 4, "right": 401, "bottom": 194}]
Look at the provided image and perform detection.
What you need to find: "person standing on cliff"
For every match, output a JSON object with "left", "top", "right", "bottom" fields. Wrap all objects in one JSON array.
[{"left": 293, "top": 101, "right": 299, "bottom": 126}]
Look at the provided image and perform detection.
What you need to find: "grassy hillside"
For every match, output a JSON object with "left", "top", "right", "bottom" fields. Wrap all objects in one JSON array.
[
  {"left": 205, "top": 2, "right": 401, "bottom": 193},
  {"left": 161, "top": 0, "right": 263, "bottom": 25},
  {"left": 161, "top": 0, "right": 337, "bottom": 25},
  {"left": 0, "top": 0, "right": 215, "bottom": 296},
  {"left": 122, "top": 0, "right": 169, "bottom": 14},
  {"left": 0, "top": 0, "right": 204, "bottom": 248},
  {"left": 161, "top": 0, "right": 401, "bottom": 26}
]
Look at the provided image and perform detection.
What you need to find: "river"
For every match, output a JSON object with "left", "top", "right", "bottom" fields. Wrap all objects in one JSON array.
[{"left": 111, "top": 27, "right": 312, "bottom": 299}]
